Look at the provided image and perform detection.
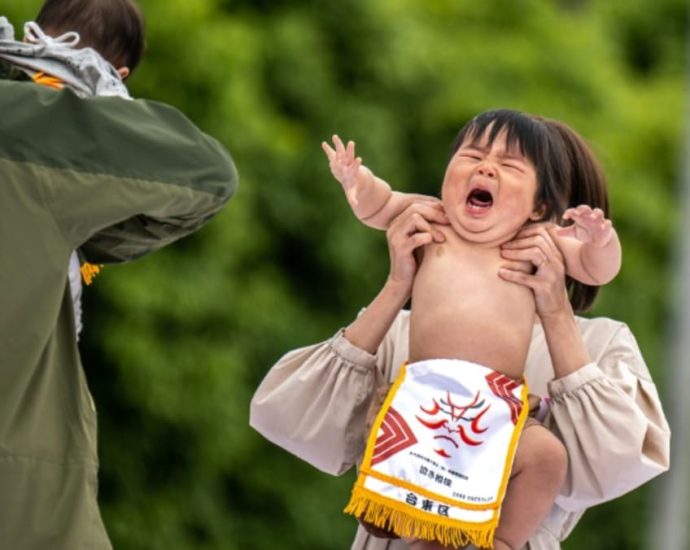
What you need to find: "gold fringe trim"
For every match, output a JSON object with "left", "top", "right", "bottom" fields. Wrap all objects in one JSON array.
[
  {"left": 345, "top": 487, "right": 496, "bottom": 549},
  {"left": 80, "top": 262, "right": 103, "bottom": 285}
]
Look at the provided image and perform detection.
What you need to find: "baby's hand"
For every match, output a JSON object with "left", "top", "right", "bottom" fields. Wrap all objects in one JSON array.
[
  {"left": 321, "top": 135, "right": 373, "bottom": 206},
  {"left": 557, "top": 205, "right": 613, "bottom": 247}
]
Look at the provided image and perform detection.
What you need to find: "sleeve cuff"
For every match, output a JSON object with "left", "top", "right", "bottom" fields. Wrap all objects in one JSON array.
[
  {"left": 330, "top": 329, "right": 378, "bottom": 369},
  {"left": 548, "top": 362, "right": 605, "bottom": 398}
]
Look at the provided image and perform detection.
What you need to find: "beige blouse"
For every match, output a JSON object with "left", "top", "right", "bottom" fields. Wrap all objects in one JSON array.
[{"left": 250, "top": 311, "right": 670, "bottom": 549}]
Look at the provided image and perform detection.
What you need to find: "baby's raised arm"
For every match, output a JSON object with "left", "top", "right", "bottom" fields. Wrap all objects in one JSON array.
[
  {"left": 553, "top": 205, "right": 622, "bottom": 286},
  {"left": 322, "top": 135, "right": 436, "bottom": 230}
]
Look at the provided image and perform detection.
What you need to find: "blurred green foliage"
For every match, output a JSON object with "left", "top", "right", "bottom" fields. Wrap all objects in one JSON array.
[{"left": 2, "top": 0, "right": 686, "bottom": 548}]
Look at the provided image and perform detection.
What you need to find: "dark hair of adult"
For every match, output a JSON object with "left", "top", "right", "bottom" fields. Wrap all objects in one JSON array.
[
  {"left": 36, "top": 0, "right": 145, "bottom": 74},
  {"left": 541, "top": 117, "right": 610, "bottom": 312}
]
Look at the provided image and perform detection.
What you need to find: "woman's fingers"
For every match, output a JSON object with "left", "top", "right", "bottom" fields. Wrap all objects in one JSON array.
[
  {"left": 391, "top": 211, "right": 435, "bottom": 243},
  {"left": 502, "top": 236, "right": 564, "bottom": 269},
  {"left": 386, "top": 201, "right": 449, "bottom": 284},
  {"left": 502, "top": 224, "right": 561, "bottom": 267},
  {"left": 501, "top": 238, "right": 554, "bottom": 271},
  {"left": 504, "top": 224, "right": 559, "bottom": 249},
  {"left": 408, "top": 201, "right": 450, "bottom": 226},
  {"left": 500, "top": 259, "right": 534, "bottom": 274},
  {"left": 501, "top": 247, "right": 552, "bottom": 273},
  {"left": 498, "top": 223, "right": 571, "bottom": 318},
  {"left": 389, "top": 203, "right": 448, "bottom": 242},
  {"left": 498, "top": 265, "right": 538, "bottom": 288},
  {"left": 406, "top": 193, "right": 444, "bottom": 207},
  {"left": 500, "top": 223, "right": 564, "bottom": 279},
  {"left": 405, "top": 231, "right": 434, "bottom": 250}
]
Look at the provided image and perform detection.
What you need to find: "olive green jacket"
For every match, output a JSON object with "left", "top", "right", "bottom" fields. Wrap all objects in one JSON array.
[{"left": 0, "top": 78, "right": 237, "bottom": 549}]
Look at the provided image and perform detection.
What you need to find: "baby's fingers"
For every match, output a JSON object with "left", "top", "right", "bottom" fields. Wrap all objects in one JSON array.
[
  {"left": 589, "top": 208, "right": 606, "bottom": 222},
  {"left": 589, "top": 219, "right": 614, "bottom": 244},
  {"left": 321, "top": 141, "right": 336, "bottom": 161},
  {"left": 333, "top": 134, "right": 346, "bottom": 154},
  {"left": 563, "top": 205, "right": 609, "bottom": 227},
  {"left": 562, "top": 205, "right": 590, "bottom": 221},
  {"left": 561, "top": 208, "right": 575, "bottom": 221},
  {"left": 561, "top": 204, "right": 589, "bottom": 221}
]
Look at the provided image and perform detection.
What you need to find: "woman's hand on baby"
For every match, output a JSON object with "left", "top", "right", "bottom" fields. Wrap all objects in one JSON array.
[
  {"left": 557, "top": 205, "right": 614, "bottom": 247},
  {"left": 386, "top": 202, "right": 449, "bottom": 293},
  {"left": 498, "top": 223, "right": 572, "bottom": 319},
  {"left": 321, "top": 135, "right": 373, "bottom": 207}
]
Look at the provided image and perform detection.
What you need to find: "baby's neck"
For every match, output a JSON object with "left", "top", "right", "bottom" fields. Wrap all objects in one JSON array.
[{"left": 437, "top": 224, "right": 518, "bottom": 251}]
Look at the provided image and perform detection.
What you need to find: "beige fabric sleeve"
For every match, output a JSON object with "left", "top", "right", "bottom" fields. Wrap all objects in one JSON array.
[
  {"left": 545, "top": 322, "right": 670, "bottom": 511},
  {"left": 250, "top": 329, "right": 380, "bottom": 475},
  {"left": 250, "top": 311, "right": 411, "bottom": 476}
]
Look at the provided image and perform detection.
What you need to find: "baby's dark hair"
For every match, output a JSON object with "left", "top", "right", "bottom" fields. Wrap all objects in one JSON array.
[
  {"left": 36, "top": 0, "right": 145, "bottom": 74},
  {"left": 450, "top": 109, "right": 569, "bottom": 224}
]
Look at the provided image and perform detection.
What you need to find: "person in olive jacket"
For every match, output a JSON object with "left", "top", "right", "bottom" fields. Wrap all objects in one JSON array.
[{"left": 0, "top": 44, "right": 237, "bottom": 550}]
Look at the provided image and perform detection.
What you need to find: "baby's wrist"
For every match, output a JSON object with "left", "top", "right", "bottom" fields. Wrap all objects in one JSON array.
[
  {"left": 585, "top": 232, "right": 613, "bottom": 249},
  {"left": 357, "top": 180, "right": 393, "bottom": 221}
]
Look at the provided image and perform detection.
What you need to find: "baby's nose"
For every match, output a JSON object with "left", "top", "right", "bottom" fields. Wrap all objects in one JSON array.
[{"left": 477, "top": 163, "right": 496, "bottom": 178}]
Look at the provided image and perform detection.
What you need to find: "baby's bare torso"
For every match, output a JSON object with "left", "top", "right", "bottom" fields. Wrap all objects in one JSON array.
[{"left": 409, "top": 226, "right": 536, "bottom": 379}]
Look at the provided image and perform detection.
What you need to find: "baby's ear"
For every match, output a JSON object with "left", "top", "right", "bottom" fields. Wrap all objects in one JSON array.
[{"left": 529, "top": 201, "right": 547, "bottom": 221}]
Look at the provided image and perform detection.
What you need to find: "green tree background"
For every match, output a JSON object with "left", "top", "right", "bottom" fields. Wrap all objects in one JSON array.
[{"left": 2, "top": 0, "right": 686, "bottom": 548}]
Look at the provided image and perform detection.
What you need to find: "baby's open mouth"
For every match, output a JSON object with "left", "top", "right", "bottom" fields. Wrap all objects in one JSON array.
[{"left": 466, "top": 188, "right": 493, "bottom": 210}]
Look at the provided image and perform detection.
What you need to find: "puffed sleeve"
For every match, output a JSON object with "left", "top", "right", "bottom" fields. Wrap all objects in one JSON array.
[
  {"left": 545, "top": 321, "right": 670, "bottom": 511},
  {"left": 251, "top": 311, "right": 412, "bottom": 476},
  {"left": 250, "top": 329, "right": 382, "bottom": 476}
]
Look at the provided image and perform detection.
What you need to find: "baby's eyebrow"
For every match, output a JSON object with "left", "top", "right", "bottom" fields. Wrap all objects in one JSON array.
[
  {"left": 460, "top": 143, "right": 528, "bottom": 163},
  {"left": 465, "top": 147, "right": 526, "bottom": 162},
  {"left": 499, "top": 153, "right": 527, "bottom": 162},
  {"left": 459, "top": 144, "right": 488, "bottom": 154}
]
